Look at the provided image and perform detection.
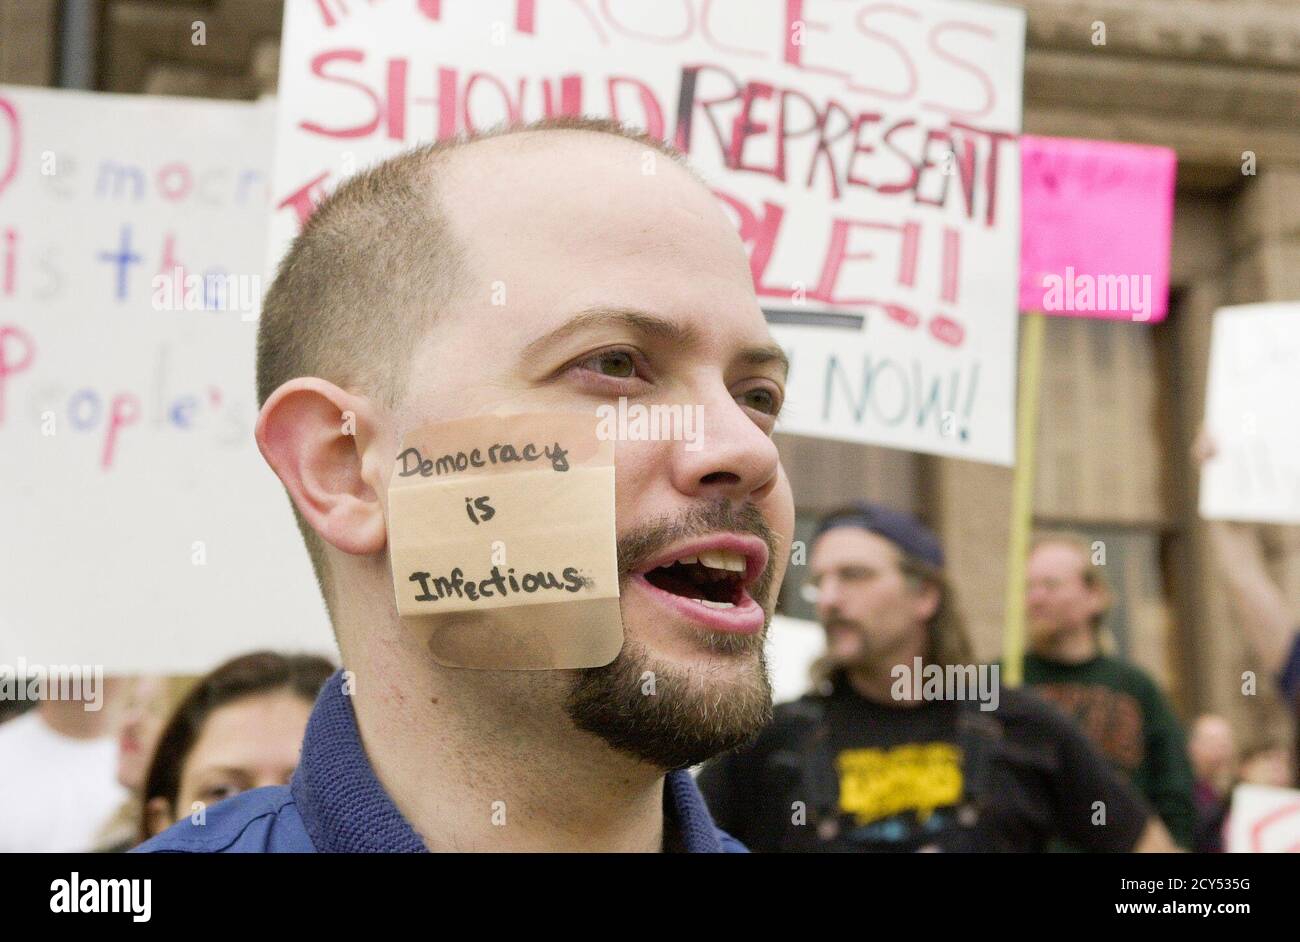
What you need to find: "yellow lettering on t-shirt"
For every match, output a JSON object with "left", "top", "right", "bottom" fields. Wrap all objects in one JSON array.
[{"left": 835, "top": 743, "right": 964, "bottom": 825}]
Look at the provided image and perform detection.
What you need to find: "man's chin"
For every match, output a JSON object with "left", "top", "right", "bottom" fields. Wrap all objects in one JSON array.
[
  {"left": 1026, "top": 622, "right": 1058, "bottom": 646},
  {"left": 564, "top": 637, "right": 772, "bottom": 771},
  {"left": 825, "top": 639, "right": 871, "bottom": 670}
]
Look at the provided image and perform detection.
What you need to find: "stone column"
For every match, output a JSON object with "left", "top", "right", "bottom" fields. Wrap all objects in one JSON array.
[{"left": 0, "top": 0, "right": 58, "bottom": 85}]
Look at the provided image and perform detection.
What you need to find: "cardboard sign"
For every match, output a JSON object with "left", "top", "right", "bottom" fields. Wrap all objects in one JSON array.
[
  {"left": 271, "top": 0, "right": 1025, "bottom": 465},
  {"left": 388, "top": 412, "right": 622, "bottom": 669},
  {"left": 1020, "top": 135, "right": 1175, "bottom": 322},
  {"left": 0, "top": 86, "right": 334, "bottom": 672},
  {"left": 1226, "top": 783, "right": 1300, "bottom": 853},
  {"left": 1200, "top": 303, "right": 1300, "bottom": 524}
]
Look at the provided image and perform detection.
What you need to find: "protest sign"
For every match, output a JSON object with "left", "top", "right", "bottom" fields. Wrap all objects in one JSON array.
[
  {"left": 1226, "top": 783, "right": 1300, "bottom": 852},
  {"left": 1020, "top": 135, "right": 1175, "bottom": 322},
  {"left": 1200, "top": 303, "right": 1300, "bottom": 524},
  {"left": 0, "top": 86, "right": 333, "bottom": 672},
  {"left": 272, "top": 0, "right": 1025, "bottom": 464}
]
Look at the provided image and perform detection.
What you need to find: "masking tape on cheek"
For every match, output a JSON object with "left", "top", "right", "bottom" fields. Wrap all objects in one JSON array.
[{"left": 387, "top": 411, "right": 623, "bottom": 669}]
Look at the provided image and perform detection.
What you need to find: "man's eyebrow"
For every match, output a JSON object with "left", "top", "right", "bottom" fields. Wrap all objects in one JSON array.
[
  {"left": 523, "top": 306, "right": 790, "bottom": 380},
  {"left": 738, "top": 344, "right": 790, "bottom": 381},
  {"left": 522, "top": 306, "right": 702, "bottom": 359}
]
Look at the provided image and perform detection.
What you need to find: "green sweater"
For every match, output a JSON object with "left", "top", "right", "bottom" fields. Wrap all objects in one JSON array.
[{"left": 1023, "top": 653, "right": 1196, "bottom": 848}]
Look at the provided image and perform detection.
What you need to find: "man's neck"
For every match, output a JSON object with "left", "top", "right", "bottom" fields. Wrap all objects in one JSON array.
[
  {"left": 348, "top": 639, "right": 669, "bottom": 852},
  {"left": 1031, "top": 625, "right": 1099, "bottom": 665},
  {"left": 844, "top": 634, "right": 929, "bottom": 707}
]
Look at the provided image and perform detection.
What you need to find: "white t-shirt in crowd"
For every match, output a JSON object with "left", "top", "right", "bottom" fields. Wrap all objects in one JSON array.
[{"left": 0, "top": 711, "right": 128, "bottom": 852}]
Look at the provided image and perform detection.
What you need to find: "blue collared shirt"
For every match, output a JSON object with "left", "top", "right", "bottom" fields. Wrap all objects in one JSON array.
[{"left": 135, "top": 669, "right": 745, "bottom": 853}]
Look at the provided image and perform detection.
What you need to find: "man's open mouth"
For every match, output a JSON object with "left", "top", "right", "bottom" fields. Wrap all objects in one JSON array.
[
  {"left": 642, "top": 550, "right": 749, "bottom": 608},
  {"left": 626, "top": 535, "right": 769, "bottom": 635}
]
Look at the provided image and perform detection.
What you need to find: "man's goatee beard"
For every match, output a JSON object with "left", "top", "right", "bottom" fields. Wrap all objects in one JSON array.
[
  {"left": 565, "top": 498, "right": 781, "bottom": 769},
  {"left": 564, "top": 635, "right": 773, "bottom": 771}
]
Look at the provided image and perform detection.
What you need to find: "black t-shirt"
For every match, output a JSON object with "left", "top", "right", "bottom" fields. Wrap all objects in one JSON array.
[{"left": 697, "top": 676, "right": 1152, "bottom": 852}]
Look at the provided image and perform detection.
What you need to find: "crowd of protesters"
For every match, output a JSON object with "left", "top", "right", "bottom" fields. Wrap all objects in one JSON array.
[
  {"left": 0, "top": 653, "right": 334, "bottom": 852},
  {"left": 1, "top": 122, "right": 1297, "bottom": 853},
  {"left": 3, "top": 453, "right": 1295, "bottom": 852}
]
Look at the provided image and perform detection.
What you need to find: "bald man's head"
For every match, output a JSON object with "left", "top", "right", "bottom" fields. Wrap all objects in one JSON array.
[
  {"left": 255, "top": 116, "right": 793, "bottom": 771},
  {"left": 256, "top": 118, "right": 705, "bottom": 611},
  {"left": 1189, "top": 714, "right": 1237, "bottom": 788}
]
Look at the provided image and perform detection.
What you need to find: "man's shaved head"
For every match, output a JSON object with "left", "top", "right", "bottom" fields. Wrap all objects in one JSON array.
[
  {"left": 256, "top": 118, "right": 694, "bottom": 612},
  {"left": 254, "top": 114, "right": 793, "bottom": 775}
]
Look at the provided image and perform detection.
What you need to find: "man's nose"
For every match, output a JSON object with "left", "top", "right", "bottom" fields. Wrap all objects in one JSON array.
[
  {"left": 668, "top": 388, "right": 781, "bottom": 505},
  {"left": 815, "top": 579, "right": 844, "bottom": 621}
]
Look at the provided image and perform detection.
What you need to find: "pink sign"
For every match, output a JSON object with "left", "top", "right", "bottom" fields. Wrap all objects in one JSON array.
[{"left": 1020, "top": 135, "right": 1175, "bottom": 322}]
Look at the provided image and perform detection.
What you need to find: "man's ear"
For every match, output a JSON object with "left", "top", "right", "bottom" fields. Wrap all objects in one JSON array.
[
  {"left": 1085, "top": 581, "right": 1108, "bottom": 623},
  {"left": 914, "top": 580, "right": 941, "bottom": 624},
  {"left": 255, "top": 378, "right": 387, "bottom": 558}
]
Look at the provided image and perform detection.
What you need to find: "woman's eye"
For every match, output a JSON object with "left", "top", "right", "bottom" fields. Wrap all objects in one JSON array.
[
  {"left": 738, "top": 386, "right": 780, "bottom": 415},
  {"left": 202, "top": 784, "right": 238, "bottom": 803}
]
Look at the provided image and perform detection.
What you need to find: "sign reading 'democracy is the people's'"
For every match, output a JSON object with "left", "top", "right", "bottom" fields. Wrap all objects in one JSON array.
[
  {"left": 1200, "top": 303, "right": 1300, "bottom": 524},
  {"left": 0, "top": 86, "right": 334, "bottom": 672},
  {"left": 1019, "top": 135, "right": 1175, "bottom": 322},
  {"left": 272, "top": 0, "right": 1026, "bottom": 465}
]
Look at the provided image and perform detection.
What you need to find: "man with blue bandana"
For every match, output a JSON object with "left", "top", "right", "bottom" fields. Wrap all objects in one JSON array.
[{"left": 699, "top": 502, "right": 1178, "bottom": 853}]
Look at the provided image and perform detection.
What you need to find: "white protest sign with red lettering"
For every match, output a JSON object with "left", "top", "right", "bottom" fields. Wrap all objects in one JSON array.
[
  {"left": 271, "top": 0, "right": 1025, "bottom": 464},
  {"left": 1226, "top": 783, "right": 1300, "bottom": 853},
  {"left": 0, "top": 87, "right": 333, "bottom": 672}
]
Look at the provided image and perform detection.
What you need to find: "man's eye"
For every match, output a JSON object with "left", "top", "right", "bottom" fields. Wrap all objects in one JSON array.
[
  {"left": 738, "top": 386, "right": 780, "bottom": 415},
  {"left": 581, "top": 350, "right": 637, "bottom": 379}
]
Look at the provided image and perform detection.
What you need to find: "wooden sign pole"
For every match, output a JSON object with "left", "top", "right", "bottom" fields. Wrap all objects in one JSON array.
[{"left": 1002, "top": 311, "right": 1046, "bottom": 687}]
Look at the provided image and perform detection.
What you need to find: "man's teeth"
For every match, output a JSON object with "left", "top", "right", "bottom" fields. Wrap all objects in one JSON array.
[
  {"left": 693, "top": 599, "right": 736, "bottom": 609},
  {"left": 688, "top": 550, "right": 747, "bottom": 572}
]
